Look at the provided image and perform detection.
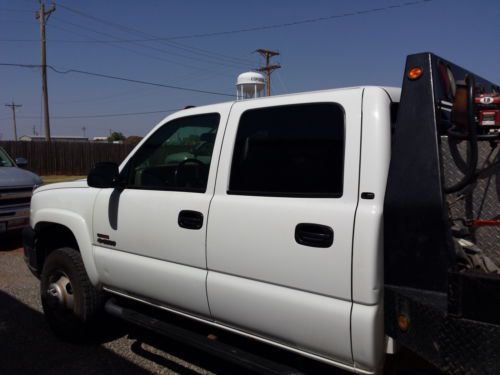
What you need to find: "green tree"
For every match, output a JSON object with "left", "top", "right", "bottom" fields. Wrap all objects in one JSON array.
[{"left": 108, "top": 131, "right": 126, "bottom": 142}]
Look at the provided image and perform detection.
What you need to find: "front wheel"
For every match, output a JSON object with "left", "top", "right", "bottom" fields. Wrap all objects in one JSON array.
[{"left": 40, "top": 247, "right": 104, "bottom": 341}]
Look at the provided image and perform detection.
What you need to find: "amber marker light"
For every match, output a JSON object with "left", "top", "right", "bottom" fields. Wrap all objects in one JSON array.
[
  {"left": 408, "top": 67, "right": 423, "bottom": 80},
  {"left": 397, "top": 314, "right": 410, "bottom": 332}
]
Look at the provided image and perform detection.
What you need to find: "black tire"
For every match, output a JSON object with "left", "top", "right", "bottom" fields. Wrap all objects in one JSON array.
[{"left": 40, "top": 247, "right": 104, "bottom": 341}]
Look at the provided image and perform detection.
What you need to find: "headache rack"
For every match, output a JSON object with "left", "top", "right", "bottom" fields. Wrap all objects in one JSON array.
[{"left": 384, "top": 52, "right": 500, "bottom": 374}]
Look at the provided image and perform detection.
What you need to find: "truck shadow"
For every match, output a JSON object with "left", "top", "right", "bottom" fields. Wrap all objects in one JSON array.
[
  {"left": 121, "top": 305, "right": 442, "bottom": 375},
  {"left": 0, "top": 290, "right": 150, "bottom": 375},
  {"left": 0, "top": 287, "right": 300, "bottom": 375},
  {"left": 116, "top": 301, "right": 353, "bottom": 375},
  {"left": 0, "top": 288, "right": 329, "bottom": 375},
  {"left": 126, "top": 326, "right": 282, "bottom": 375},
  {"left": 0, "top": 230, "right": 23, "bottom": 252},
  {"left": 0, "top": 289, "right": 440, "bottom": 375}
]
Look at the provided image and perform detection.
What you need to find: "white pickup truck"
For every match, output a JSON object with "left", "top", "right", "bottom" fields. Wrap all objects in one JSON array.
[{"left": 23, "top": 53, "right": 500, "bottom": 374}]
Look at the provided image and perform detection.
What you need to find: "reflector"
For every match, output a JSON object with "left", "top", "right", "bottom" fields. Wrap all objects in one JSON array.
[
  {"left": 397, "top": 314, "right": 410, "bottom": 332},
  {"left": 408, "top": 67, "right": 423, "bottom": 80}
]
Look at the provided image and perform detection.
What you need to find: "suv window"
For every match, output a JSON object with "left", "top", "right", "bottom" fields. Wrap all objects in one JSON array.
[
  {"left": 123, "top": 113, "right": 220, "bottom": 192},
  {"left": 0, "top": 147, "right": 15, "bottom": 167},
  {"left": 229, "top": 103, "right": 344, "bottom": 197}
]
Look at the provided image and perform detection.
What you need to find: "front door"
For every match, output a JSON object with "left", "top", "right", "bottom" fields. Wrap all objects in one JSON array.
[{"left": 93, "top": 108, "right": 228, "bottom": 317}]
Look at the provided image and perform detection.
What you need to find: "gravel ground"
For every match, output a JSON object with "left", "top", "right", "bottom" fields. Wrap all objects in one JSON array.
[{"left": 0, "top": 231, "right": 434, "bottom": 375}]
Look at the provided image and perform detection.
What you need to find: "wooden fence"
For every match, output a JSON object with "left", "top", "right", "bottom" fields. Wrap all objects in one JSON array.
[{"left": 0, "top": 141, "right": 136, "bottom": 176}]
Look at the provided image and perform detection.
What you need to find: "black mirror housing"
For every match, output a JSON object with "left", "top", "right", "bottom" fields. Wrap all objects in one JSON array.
[
  {"left": 87, "top": 162, "right": 120, "bottom": 188},
  {"left": 15, "top": 157, "right": 28, "bottom": 168}
]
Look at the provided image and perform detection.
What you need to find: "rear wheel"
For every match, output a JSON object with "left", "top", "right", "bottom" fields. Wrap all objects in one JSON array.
[{"left": 40, "top": 247, "right": 104, "bottom": 341}]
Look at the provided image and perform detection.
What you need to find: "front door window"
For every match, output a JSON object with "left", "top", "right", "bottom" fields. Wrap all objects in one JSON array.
[{"left": 122, "top": 113, "right": 220, "bottom": 192}]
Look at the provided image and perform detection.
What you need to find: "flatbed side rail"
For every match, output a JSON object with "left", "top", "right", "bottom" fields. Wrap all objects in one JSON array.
[{"left": 384, "top": 52, "right": 500, "bottom": 373}]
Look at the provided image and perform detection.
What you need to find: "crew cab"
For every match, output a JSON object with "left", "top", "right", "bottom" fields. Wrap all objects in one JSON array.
[{"left": 23, "top": 53, "right": 500, "bottom": 374}]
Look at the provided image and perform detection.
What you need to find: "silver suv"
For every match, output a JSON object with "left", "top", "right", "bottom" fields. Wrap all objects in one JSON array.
[{"left": 0, "top": 147, "right": 42, "bottom": 233}]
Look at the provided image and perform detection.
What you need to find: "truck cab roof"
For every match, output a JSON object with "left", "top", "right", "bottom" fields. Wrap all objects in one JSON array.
[{"left": 176, "top": 86, "right": 401, "bottom": 121}]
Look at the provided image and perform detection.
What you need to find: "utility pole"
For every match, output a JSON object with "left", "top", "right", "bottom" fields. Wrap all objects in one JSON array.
[
  {"left": 36, "top": 0, "right": 55, "bottom": 141},
  {"left": 255, "top": 49, "right": 281, "bottom": 96},
  {"left": 82, "top": 126, "right": 86, "bottom": 138},
  {"left": 5, "top": 102, "right": 22, "bottom": 141}
]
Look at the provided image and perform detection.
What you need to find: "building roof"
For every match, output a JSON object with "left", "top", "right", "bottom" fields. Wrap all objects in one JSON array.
[{"left": 19, "top": 135, "right": 89, "bottom": 141}]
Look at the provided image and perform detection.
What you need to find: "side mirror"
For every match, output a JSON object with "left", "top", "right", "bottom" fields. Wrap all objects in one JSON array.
[
  {"left": 87, "top": 162, "right": 121, "bottom": 188},
  {"left": 15, "top": 157, "right": 28, "bottom": 168}
]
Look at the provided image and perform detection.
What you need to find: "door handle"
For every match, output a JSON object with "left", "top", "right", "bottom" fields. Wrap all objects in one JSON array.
[
  {"left": 295, "top": 223, "right": 334, "bottom": 248},
  {"left": 178, "top": 210, "right": 204, "bottom": 230}
]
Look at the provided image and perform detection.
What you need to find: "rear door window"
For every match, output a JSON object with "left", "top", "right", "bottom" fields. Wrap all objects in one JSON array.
[{"left": 229, "top": 103, "right": 345, "bottom": 197}]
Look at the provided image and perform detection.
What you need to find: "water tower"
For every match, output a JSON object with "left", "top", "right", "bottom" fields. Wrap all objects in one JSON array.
[{"left": 236, "top": 72, "right": 266, "bottom": 100}]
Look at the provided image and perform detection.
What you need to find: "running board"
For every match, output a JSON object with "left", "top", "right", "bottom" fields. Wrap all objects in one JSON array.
[{"left": 105, "top": 299, "right": 305, "bottom": 375}]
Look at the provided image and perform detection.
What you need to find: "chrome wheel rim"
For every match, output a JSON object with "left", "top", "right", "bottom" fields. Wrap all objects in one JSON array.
[{"left": 47, "top": 272, "right": 74, "bottom": 311}]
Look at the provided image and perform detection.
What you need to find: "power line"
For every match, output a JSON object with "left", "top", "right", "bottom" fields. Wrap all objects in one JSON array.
[
  {"left": 276, "top": 71, "right": 289, "bottom": 93},
  {"left": 55, "top": 2, "right": 254, "bottom": 65},
  {"left": 0, "top": 63, "right": 235, "bottom": 97},
  {"left": 166, "top": 40, "right": 256, "bottom": 67},
  {"left": 48, "top": 66, "right": 235, "bottom": 97},
  {"left": 52, "top": 0, "right": 434, "bottom": 41},
  {"left": 49, "top": 17, "right": 253, "bottom": 70},
  {"left": 172, "top": 0, "right": 436, "bottom": 40},
  {"left": 16, "top": 108, "right": 179, "bottom": 119},
  {"left": 0, "top": 7, "right": 254, "bottom": 69},
  {"left": 1, "top": 1, "right": 433, "bottom": 71},
  {"left": 54, "top": 3, "right": 256, "bottom": 68},
  {"left": 48, "top": 22, "right": 219, "bottom": 72},
  {"left": 48, "top": 69, "right": 231, "bottom": 106},
  {"left": 0, "top": 0, "right": 435, "bottom": 43}
]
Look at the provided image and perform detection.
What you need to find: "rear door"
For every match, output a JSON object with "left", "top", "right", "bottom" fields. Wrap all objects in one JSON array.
[{"left": 207, "top": 90, "right": 362, "bottom": 364}]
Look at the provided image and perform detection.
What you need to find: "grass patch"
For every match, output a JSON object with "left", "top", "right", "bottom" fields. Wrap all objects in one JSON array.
[{"left": 41, "top": 175, "right": 86, "bottom": 184}]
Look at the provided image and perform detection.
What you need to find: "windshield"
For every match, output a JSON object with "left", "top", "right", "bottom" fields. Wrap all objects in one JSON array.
[{"left": 0, "top": 148, "right": 15, "bottom": 167}]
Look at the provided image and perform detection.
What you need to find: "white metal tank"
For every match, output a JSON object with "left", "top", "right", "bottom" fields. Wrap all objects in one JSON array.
[{"left": 236, "top": 72, "right": 266, "bottom": 100}]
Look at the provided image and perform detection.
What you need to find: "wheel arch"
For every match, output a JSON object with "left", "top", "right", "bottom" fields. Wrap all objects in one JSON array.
[{"left": 33, "top": 208, "right": 99, "bottom": 286}]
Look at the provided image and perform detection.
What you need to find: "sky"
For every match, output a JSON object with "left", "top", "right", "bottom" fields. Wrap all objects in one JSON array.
[{"left": 0, "top": 0, "right": 499, "bottom": 139}]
